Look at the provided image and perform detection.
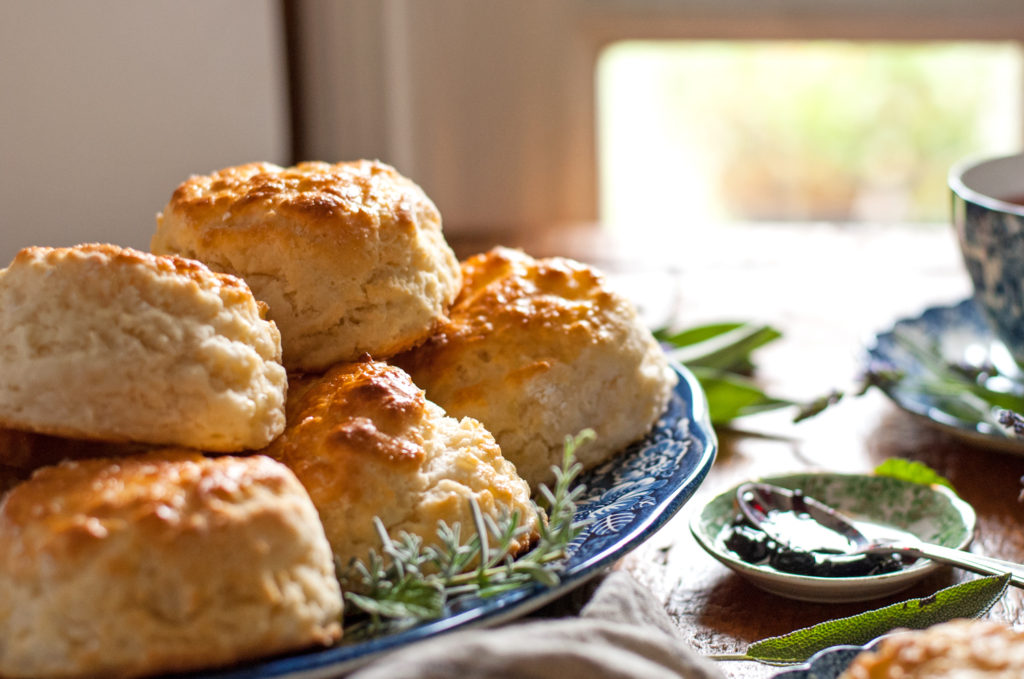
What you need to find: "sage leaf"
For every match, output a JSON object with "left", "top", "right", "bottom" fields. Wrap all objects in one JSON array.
[
  {"left": 665, "top": 323, "right": 782, "bottom": 373},
  {"left": 690, "top": 366, "right": 793, "bottom": 424},
  {"left": 792, "top": 389, "right": 843, "bottom": 423},
  {"left": 654, "top": 322, "right": 748, "bottom": 349},
  {"left": 873, "top": 458, "right": 955, "bottom": 492},
  {"left": 654, "top": 321, "right": 794, "bottom": 424},
  {"left": 745, "top": 574, "right": 1010, "bottom": 664}
]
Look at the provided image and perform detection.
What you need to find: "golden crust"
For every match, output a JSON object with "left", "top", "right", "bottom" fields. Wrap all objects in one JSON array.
[
  {"left": 394, "top": 247, "right": 676, "bottom": 489},
  {"left": 153, "top": 160, "right": 462, "bottom": 371},
  {"left": 445, "top": 246, "right": 622, "bottom": 344},
  {"left": 279, "top": 358, "right": 429, "bottom": 472},
  {"left": 0, "top": 451, "right": 343, "bottom": 678},
  {"left": 839, "top": 620, "right": 1024, "bottom": 679},
  {"left": 264, "top": 358, "right": 537, "bottom": 580},
  {"left": 2, "top": 452, "right": 288, "bottom": 565},
  {"left": 164, "top": 161, "right": 420, "bottom": 245}
]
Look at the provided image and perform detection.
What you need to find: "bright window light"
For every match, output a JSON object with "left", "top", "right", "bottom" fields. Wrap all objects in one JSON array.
[{"left": 597, "top": 41, "right": 1023, "bottom": 232}]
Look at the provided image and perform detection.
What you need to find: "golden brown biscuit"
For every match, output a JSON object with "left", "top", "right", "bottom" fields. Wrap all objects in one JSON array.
[
  {"left": 152, "top": 160, "right": 462, "bottom": 372},
  {"left": 394, "top": 247, "right": 676, "bottom": 490},
  {"left": 0, "top": 451, "right": 343, "bottom": 679},
  {"left": 839, "top": 620, "right": 1024, "bottom": 678},
  {"left": 264, "top": 358, "right": 537, "bottom": 578},
  {"left": 0, "top": 244, "right": 287, "bottom": 452}
]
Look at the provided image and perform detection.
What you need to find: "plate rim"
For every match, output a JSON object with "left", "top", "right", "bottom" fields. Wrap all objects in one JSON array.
[{"left": 182, "top": 361, "right": 717, "bottom": 679}]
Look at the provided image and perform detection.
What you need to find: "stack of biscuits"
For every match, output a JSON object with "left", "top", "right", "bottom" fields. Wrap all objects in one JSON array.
[{"left": 0, "top": 159, "right": 677, "bottom": 678}]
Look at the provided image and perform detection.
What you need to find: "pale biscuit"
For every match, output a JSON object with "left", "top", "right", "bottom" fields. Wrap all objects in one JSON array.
[
  {"left": 839, "top": 619, "right": 1024, "bottom": 678},
  {"left": 394, "top": 247, "right": 677, "bottom": 490},
  {"left": 152, "top": 160, "right": 462, "bottom": 372},
  {"left": 0, "top": 244, "right": 287, "bottom": 452},
  {"left": 0, "top": 451, "right": 343, "bottom": 678},
  {"left": 264, "top": 358, "right": 537, "bottom": 579}
]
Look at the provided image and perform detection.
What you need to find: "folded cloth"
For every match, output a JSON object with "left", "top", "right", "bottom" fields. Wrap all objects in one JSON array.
[{"left": 346, "top": 571, "right": 725, "bottom": 679}]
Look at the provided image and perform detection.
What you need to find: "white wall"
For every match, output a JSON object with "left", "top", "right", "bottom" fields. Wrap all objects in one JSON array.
[
  {"left": 0, "top": 0, "right": 288, "bottom": 265},
  {"left": 292, "top": 1, "right": 600, "bottom": 235}
]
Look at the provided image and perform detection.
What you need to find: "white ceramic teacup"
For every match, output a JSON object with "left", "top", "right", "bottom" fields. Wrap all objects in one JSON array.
[{"left": 950, "top": 152, "right": 1024, "bottom": 366}]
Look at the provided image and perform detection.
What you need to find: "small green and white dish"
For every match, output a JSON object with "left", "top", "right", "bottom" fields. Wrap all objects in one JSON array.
[{"left": 690, "top": 472, "right": 976, "bottom": 603}]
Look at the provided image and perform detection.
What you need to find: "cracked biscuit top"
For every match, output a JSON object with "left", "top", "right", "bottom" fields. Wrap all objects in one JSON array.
[
  {"left": 264, "top": 357, "right": 537, "bottom": 580},
  {"left": 394, "top": 246, "right": 677, "bottom": 489},
  {"left": 153, "top": 160, "right": 461, "bottom": 372}
]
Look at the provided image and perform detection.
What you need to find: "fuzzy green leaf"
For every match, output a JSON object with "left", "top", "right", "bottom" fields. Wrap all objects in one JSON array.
[
  {"left": 745, "top": 574, "right": 1010, "bottom": 664},
  {"left": 690, "top": 366, "right": 793, "bottom": 424},
  {"left": 654, "top": 322, "right": 747, "bottom": 348},
  {"left": 873, "top": 458, "right": 956, "bottom": 492},
  {"left": 654, "top": 321, "right": 792, "bottom": 424},
  {"left": 666, "top": 323, "right": 783, "bottom": 374}
]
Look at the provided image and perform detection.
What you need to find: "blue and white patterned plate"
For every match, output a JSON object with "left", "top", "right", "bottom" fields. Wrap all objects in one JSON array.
[
  {"left": 183, "top": 362, "right": 716, "bottom": 679},
  {"left": 866, "top": 297, "right": 1024, "bottom": 453}
]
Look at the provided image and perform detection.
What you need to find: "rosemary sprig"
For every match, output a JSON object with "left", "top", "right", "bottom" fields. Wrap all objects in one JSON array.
[{"left": 342, "top": 429, "right": 594, "bottom": 640}]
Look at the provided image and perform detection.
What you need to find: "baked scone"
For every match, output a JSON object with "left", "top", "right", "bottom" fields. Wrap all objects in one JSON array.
[
  {"left": 393, "top": 247, "right": 677, "bottom": 490},
  {"left": 839, "top": 619, "right": 1024, "bottom": 678},
  {"left": 0, "top": 244, "right": 287, "bottom": 452},
  {"left": 152, "top": 160, "right": 462, "bottom": 372},
  {"left": 0, "top": 451, "right": 343, "bottom": 679},
  {"left": 264, "top": 358, "right": 537, "bottom": 578}
]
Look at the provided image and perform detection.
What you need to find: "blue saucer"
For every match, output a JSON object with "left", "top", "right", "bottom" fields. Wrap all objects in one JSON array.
[{"left": 866, "top": 297, "right": 1024, "bottom": 452}]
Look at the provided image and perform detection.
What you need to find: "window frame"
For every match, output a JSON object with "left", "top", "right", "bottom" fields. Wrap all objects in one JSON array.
[{"left": 288, "top": 0, "right": 1024, "bottom": 233}]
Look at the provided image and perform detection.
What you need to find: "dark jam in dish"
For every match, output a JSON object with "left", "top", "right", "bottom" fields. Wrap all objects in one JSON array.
[{"left": 722, "top": 514, "right": 907, "bottom": 577}]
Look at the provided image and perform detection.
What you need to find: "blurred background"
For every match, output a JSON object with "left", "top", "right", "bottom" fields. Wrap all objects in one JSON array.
[{"left": 1, "top": 0, "right": 1023, "bottom": 264}]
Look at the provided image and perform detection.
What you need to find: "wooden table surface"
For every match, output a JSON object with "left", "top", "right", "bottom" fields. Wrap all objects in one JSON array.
[{"left": 451, "top": 221, "right": 1024, "bottom": 678}]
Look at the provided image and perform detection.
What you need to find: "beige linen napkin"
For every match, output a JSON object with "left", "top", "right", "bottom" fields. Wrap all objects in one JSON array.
[{"left": 347, "top": 571, "right": 725, "bottom": 679}]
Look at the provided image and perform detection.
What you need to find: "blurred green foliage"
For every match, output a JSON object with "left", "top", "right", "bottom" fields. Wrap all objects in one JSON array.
[{"left": 599, "top": 41, "right": 1022, "bottom": 225}]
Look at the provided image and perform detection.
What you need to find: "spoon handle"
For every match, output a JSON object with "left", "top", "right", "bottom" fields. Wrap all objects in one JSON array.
[{"left": 891, "top": 543, "right": 1024, "bottom": 589}]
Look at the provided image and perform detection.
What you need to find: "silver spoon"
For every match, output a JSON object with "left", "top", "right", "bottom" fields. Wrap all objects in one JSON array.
[{"left": 737, "top": 482, "right": 1024, "bottom": 588}]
